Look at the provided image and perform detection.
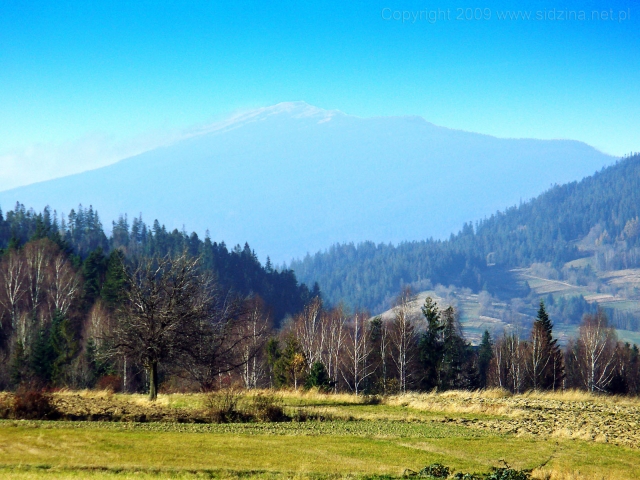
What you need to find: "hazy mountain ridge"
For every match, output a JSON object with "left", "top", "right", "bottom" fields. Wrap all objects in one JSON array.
[
  {"left": 0, "top": 102, "right": 613, "bottom": 263},
  {"left": 292, "top": 154, "right": 640, "bottom": 315}
]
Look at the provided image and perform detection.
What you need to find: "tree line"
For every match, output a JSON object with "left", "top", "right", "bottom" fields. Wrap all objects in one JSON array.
[
  {"left": 0, "top": 203, "right": 318, "bottom": 395},
  {"left": 267, "top": 291, "right": 640, "bottom": 396},
  {"left": 2, "top": 229, "right": 639, "bottom": 398}
]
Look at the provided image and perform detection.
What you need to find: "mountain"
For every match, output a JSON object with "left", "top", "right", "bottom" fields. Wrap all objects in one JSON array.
[
  {"left": 290, "top": 154, "right": 640, "bottom": 314},
  {"left": 0, "top": 102, "right": 614, "bottom": 263}
]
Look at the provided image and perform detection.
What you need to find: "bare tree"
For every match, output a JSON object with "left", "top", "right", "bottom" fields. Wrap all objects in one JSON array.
[
  {"left": 491, "top": 330, "right": 525, "bottom": 393},
  {"left": 341, "top": 312, "right": 375, "bottom": 395},
  {"left": 378, "top": 317, "right": 391, "bottom": 393},
  {"left": 110, "top": 254, "right": 215, "bottom": 400},
  {"left": 240, "top": 297, "right": 270, "bottom": 389},
  {"left": 47, "top": 252, "right": 81, "bottom": 317},
  {"left": 573, "top": 311, "right": 617, "bottom": 392},
  {"left": 322, "top": 306, "right": 347, "bottom": 393},
  {"left": 171, "top": 287, "right": 247, "bottom": 393},
  {"left": 525, "top": 322, "right": 551, "bottom": 390},
  {"left": 0, "top": 250, "right": 27, "bottom": 330},
  {"left": 389, "top": 287, "right": 418, "bottom": 393},
  {"left": 504, "top": 331, "right": 525, "bottom": 393},
  {"left": 24, "top": 240, "right": 50, "bottom": 322},
  {"left": 295, "top": 296, "right": 323, "bottom": 370}
]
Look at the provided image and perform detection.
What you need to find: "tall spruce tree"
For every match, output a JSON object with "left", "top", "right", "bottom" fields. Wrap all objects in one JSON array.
[
  {"left": 535, "top": 300, "right": 564, "bottom": 390},
  {"left": 478, "top": 330, "right": 493, "bottom": 388},
  {"left": 82, "top": 247, "right": 107, "bottom": 306},
  {"left": 439, "top": 306, "right": 468, "bottom": 390},
  {"left": 418, "top": 297, "right": 443, "bottom": 390},
  {"left": 101, "top": 250, "right": 127, "bottom": 309}
]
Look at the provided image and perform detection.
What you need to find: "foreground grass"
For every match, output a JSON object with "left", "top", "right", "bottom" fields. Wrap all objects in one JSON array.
[{"left": 1, "top": 390, "right": 640, "bottom": 479}]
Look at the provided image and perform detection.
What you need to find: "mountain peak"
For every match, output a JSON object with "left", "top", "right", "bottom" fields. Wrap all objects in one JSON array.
[{"left": 0, "top": 108, "right": 614, "bottom": 264}]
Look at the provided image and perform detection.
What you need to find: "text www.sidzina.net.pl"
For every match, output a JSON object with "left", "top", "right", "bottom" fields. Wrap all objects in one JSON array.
[{"left": 381, "top": 8, "right": 631, "bottom": 23}]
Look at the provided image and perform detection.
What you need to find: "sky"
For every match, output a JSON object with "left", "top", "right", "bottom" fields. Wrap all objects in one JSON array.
[{"left": 1, "top": 0, "right": 639, "bottom": 191}]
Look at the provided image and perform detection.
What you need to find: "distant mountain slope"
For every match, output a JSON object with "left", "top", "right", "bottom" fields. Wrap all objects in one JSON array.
[
  {"left": 0, "top": 102, "right": 612, "bottom": 263},
  {"left": 291, "top": 154, "right": 640, "bottom": 312}
]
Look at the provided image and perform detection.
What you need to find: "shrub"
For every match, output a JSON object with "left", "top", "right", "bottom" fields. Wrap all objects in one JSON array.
[
  {"left": 485, "top": 468, "right": 530, "bottom": 480},
  {"left": 96, "top": 375, "right": 122, "bottom": 393},
  {"left": 361, "top": 394, "right": 381, "bottom": 405},
  {"left": 405, "top": 463, "right": 530, "bottom": 480},
  {"left": 419, "top": 463, "right": 450, "bottom": 478},
  {"left": 250, "top": 393, "right": 287, "bottom": 422},
  {"left": 0, "top": 395, "right": 12, "bottom": 419},
  {"left": 204, "top": 388, "right": 246, "bottom": 423},
  {"left": 11, "top": 388, "right": 59, "bottom": 420}
]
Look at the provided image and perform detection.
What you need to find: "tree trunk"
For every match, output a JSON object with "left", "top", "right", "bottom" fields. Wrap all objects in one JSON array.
[{"left": 149, "top": 361, "right": 158, "bottom": 401}]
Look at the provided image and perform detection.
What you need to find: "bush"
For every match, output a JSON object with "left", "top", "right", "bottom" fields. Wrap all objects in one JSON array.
[
  {"left": 0, "top": 395, "right": 12, "bottom": 419},
  {"left": 96, "top": 375, "right": 122, "bottom": 393},
  {"left": 250, "top": 393, "right": 287, "bottom": 422},
  {"left": 419, "top": 464, "right": 450, "bottom": 478},
  {"left": 204, "top": 388, "right": 246, "bottom": 423},
  {"left": 11, "top": 388, "right": 59, "bottom": 420},
  {"left": 405, "top": 463, "right": 530, "bottom": 480},
  {"left": 485, "top": 468, "right": 530, "bottom": 480}
]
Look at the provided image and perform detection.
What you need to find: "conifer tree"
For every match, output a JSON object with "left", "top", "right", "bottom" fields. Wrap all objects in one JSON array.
[
  {"left": 82, "top": 247, "right": 107, "bottom": 305},
  {"left": 439, "top": 306, "right": 468, "bottom": 390},
  {"left": 532, "top": 300, "right": 564, "bottom": 390},
  {"left": 101, "top": 250, "right": 127, "bottom": 309},
  {"left": 478, "top": 330, "right": 493, "bottom": 388},
  {"left": 419, "top": 296, "right": 443, "bottom": 390}
]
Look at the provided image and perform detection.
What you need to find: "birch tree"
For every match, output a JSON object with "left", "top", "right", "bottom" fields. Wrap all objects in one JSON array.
[
  {"left": 0, "top": 250, "right": 27, "bottom": 329},
  {"left": 574, "top": 311, "right": 617, "bottom": 392},
  {"left": 341, "top": 313, "right": 374, "bottom": 395},
  {"left": 24, "top": 240, "right": 50, "bottom": 322},
  {"left": 389, "top": 288, "right": 418, "bottom": 393},
  {"left": 47, "top": 253, "right": 81, "bottom": 317},
  {"left": 240, "top": 297, "right": 270, "bottom": 389},
  {"left": 323, "top": 306, "right": 346, "bottom": 393},
  {"left": 295, "top": 296, "right": 323, "bottom": 370}
]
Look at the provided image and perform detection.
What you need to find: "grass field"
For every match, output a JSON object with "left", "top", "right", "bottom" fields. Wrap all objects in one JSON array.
[{"left": 1, "top": 390, "right": 640, "bottom": 479}]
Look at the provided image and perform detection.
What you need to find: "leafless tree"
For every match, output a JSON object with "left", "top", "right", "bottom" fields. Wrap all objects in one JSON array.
[
  {"left": 0, "top": 250, "right": 27, "bottom": 330},
  {"left": 491, "top": 330, "right": 525, "bottom": 393},
  {"left": 525, "top": 322, "right": 551, "bottom": 390},
  {"left": 240, "top": 297, "right": 270, "bottom": 389},
  {"left": 171, "top": 289, "right": 248, "bottom": 393},
  {"left": 295, "top": 296, "right": 323, "bottom": 370},
  {"left": 341, "top": 312, "right": 375, "bottom": 395},
  {"left": 504, "top": 331, "right": 525, "bottom": 393},
  {"left": 573, "top": 311, "right": 617, "bottom": 392},
  {"left": 110, "top": 254, "right": 216, "bottom": 400},
  {"left": 377, "top": 317, "right": 391, "bottom": 393},
  {"left": 389, "top": 287, "right": 418, "bottom": 393},
  {"left": 322, "top": 306, "right": 347, "bottom": 393},
  {"left": 47, "top": 252, "right": 81, "bottom": 317},
  {"left": 24, "top": 240, "right": 50, "bottom": 322}
]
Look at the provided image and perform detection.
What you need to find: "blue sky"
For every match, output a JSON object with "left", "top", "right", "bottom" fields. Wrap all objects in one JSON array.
[{"left": 1, "top": 0, "right": 638, "bottom": 189}]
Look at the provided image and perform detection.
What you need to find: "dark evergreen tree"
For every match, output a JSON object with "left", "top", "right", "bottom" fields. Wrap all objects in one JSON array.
[
  {"left": 306, "top": 361, "right": 332, "bottom": 391},
  {"left": 101, "top": 249, "right": 127, "bottom": 309},
  {"left": 439, "top": 306, "right": 468, "bottom": 390},
  {"left": 477, "top": 330, "right": 493, "bottom": 388},
  {"left": 82, "top": 247, "right": 107, "bottom": 306},
  {"left": 10, "top": 342, "right": 29, "bottom": 386},
  {"left": 31, "top": 326, "right": 55, "bottom": 384},
  {"left": 418, "top": 297, "right": 443, "bottom": 390},
  {"left": 535, "top": 300, "right": 564, "bottom": 390},
  {"left": 49, "top": 310, "right": 79, "bottom": 385}
]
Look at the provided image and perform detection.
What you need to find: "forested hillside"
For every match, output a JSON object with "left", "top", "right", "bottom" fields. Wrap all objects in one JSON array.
[
  {"left": 291, "top": 153, "right": 640, "bottom": 312},
  {"left": 0, "top": 203, "right": 317, "bottom": 323}
]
